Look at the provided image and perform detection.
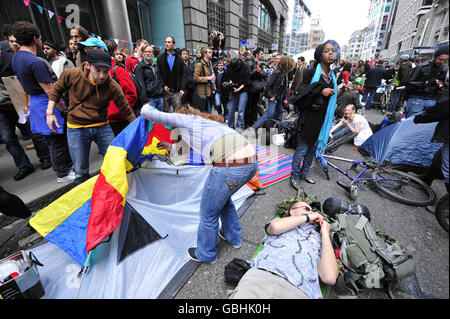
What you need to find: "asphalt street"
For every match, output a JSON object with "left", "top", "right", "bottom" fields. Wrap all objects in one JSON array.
[{"left": 0, "top": 107, "right": 448, "bottom": 299}]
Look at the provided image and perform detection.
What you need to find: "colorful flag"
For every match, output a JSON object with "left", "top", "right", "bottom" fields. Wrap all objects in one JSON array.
[{"left": 30, "top": 117, "right": 174, "bottom": 265}]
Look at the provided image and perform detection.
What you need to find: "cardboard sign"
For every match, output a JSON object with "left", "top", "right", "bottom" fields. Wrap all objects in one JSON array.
[{"left": 1, "top": 75, "right": 28, "bottom": 116}]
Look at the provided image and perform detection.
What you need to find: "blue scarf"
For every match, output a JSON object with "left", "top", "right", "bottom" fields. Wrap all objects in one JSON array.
[{"left": 310, "top": 63, "right": 337, "bottom": 154}]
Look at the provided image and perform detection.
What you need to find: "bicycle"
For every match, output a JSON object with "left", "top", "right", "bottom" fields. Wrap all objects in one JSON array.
[
  {"left": 374, "top": 81, "right": 394, "bottom": 115},
  {"left": 315, "top": 153, "right": 436, "bottom": 206},
  {"left": 435, "top": 193, "right": 449, "bottom": 232}
]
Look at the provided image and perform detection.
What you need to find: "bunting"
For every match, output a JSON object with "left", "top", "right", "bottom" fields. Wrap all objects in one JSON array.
[{"left": 19, "top": 0, "right": 238, "bottom": 55}]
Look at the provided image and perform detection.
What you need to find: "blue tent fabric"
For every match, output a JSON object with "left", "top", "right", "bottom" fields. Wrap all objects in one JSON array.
[{"left": 360, "top": 117, "right": 443, "bottom": 168}]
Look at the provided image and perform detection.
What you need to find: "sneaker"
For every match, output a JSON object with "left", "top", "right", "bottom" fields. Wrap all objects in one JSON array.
[
  {"left": 218, "top": 229, "right": 242, "bottom": 249},
  {"left": 187, "top": 247, "right": 217, "bottom": 264},
  {"left": 57, "top": 173, "right": 76, "bottom": 183},
  {"left": 67, "top": 169, "right": 76, "bottom": 178}
]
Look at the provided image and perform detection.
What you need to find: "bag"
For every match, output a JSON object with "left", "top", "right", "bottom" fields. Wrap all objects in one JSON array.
[
  {"left": 329, "top": 213, "right": 415, "bottom": 298},
  {"left": 249, "top": 80, "right": 266, "bottom": 95},
  {"left": 113, "top": 65, "right": 145, "bottom": 114},
  {"left": 192, "top": 91, "right": 208, "bottom": 112},
  {"left": 0, "top": 251, "right": 45, "bottom": 299},
  {"left": 224, "top": 258, "right": 251, "bottom": 285}
]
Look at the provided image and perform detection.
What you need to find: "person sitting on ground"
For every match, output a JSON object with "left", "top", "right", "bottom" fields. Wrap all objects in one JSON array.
[
  {"left": 329, "top": 104, "right": 373, "bottom": 147},
  {"left": 335, "top": 77, "right": 363, "bottom": 119},
  {"left": 229, "top": 200, "right": 338, "bottom": 299}
]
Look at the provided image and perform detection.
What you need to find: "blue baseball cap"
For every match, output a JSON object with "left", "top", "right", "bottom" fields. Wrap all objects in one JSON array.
[{"left": 78, "top": 37, "right": 108, "bottom": 52}]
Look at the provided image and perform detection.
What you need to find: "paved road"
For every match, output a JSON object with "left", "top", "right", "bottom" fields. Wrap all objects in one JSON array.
[{"left": 0, "top": 108, "right": 448, "bottom": 299}]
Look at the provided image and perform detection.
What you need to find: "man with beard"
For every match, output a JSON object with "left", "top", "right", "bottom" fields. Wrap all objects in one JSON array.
[{"left": 43, "top": 40, "right": 75, "bottom": 79}]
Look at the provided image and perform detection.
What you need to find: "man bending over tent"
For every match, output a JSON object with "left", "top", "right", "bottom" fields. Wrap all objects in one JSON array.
[{"left": 140, "top": 103, "right": 258, "bottom": 264}]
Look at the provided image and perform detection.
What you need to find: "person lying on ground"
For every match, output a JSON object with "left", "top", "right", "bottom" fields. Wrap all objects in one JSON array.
[{"left": 229, "top": 200, "right": 338, "bottom": 299}]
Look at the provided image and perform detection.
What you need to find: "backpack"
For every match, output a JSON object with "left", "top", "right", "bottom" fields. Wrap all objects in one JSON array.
[
  {"left": 329, "top": 213, "right": 416, "bottom": 298},
  {"left": 112, "top": 65, "right": 145, "bottom": 114},
  {"left": 224, "top": 258, "right": 251, "bottom": 285}
]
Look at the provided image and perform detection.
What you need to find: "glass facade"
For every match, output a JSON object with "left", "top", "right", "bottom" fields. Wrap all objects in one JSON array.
[{"left": 0, "top": 0, "right": 146, "bottom": 50}]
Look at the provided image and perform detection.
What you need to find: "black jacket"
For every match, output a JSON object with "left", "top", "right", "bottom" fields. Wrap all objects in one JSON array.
[
  {"left": 413, "top": 95, "right": 449, "bottom": 144},
  {"left": 398, "top": 62, "right": 413, "bottom": 86},
  {"left": 265, "top": 69, "right": 288, "bottom": 101},
  {"left": 365, "top": 65, "right": 390, "bottom": 88},
  {"left": 289, "top": 67, "right": 334, "bottom": 146},
  {"left": 406, "top": 61, "right": 448, "bottom": 99},
  {"left": 222, "top": 61, "right": 250, "bottom": 93},
  {"left": 156, "top": 51, "right": 185, "bottom": 92},
  {"left": 134, "top": 60, "right": 164, "bottom": 99}
]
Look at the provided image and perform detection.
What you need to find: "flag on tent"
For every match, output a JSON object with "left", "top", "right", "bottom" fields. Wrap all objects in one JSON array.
[{"left": 30, "top": 116, "right": 174, "bottom": 265}]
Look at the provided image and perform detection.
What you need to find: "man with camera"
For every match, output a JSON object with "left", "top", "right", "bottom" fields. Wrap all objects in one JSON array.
[{"left": 405, "top": 45, "right": 448, "bottom": 118}]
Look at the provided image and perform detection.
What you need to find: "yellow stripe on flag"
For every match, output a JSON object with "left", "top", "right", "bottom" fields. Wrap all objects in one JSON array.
[
  {"left": 100, "top": 145, "right": 132, "bottom": 202},
  {"left": 142, "top": 137, "right": 168, "bottom": 156},
  {"left": 29, "top": 176, "right": 98, "bottom": 237}
]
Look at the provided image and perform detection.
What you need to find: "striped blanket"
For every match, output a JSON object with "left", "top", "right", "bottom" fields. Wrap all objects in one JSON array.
[{"left": 255, "top": 145, "right": 294, "bottom": 189}]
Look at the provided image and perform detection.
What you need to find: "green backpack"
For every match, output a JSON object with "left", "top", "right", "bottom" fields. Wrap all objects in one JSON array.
[{"left": 330, "top": 213, "right": 416, "bottom": 298}]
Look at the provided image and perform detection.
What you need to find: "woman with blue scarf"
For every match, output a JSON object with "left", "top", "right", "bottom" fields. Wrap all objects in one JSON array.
[{"left": 290, "top": 40, "right": 344, "bottom": 190}]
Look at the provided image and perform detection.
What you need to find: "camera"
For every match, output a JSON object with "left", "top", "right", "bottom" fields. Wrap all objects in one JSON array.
[{"left": 222, "top": 81, "right": 238, "bottom": 90}]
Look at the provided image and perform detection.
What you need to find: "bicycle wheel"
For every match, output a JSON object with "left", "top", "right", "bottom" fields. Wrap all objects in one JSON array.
[
  {"left": 372, "top": 168, "right": 435, "bottom": 206},
  {"left": 435, "top": 193, "right": 449, "bottom": 232}
]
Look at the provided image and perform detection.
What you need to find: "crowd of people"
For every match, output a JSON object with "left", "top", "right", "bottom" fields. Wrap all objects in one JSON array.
[{"left": 0, "top": 19, "right": 448, "bottom": 299}]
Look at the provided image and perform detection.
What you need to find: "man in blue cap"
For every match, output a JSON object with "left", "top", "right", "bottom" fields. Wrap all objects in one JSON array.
[{"left": 78, "top": 37, "right": 108, "bottom": 53}]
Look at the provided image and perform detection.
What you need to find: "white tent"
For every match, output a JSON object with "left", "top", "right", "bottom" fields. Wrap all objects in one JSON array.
[{"left": 26, "top": 160, "right": 255, "bottom": 299}]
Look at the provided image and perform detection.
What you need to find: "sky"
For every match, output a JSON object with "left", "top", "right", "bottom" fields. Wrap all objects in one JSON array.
[{"left": 288, "top": 0, "right": 372, "bottom": 47}]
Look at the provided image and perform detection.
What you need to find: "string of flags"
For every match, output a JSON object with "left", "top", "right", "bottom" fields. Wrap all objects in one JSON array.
[{"left": 21, "top": 0, "right": 251, "bottom": 55}]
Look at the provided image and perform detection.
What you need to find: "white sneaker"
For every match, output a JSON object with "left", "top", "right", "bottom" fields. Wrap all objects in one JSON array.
[
  {"left": 67, "top": 169, "right": 76, "bottom": 178},
  {"left": 57, "top": 173, "right": 76, "bottom": 183}
]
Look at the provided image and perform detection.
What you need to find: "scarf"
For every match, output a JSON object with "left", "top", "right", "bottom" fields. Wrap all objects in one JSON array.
[{"left": 310, "top": 63, "right": 337, "bottom": 154}]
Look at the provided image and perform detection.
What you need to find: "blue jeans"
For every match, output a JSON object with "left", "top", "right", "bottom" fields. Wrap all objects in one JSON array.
[
  {"left": 67, "top": 125, "right": 115, "bottom": 184},
  {"left": 405, "top": 97, "right": 436, "bottom": 119},
  {"left": 253, "top": 99, "right": 284, "bottom": 129},
  {"left": 332, "top": 125, "right": 351, "bottom": 140},
  {"left": 195, "top": 162, "right": 258, "bottom": 263},
  {"left": 388, "top": 89, "right": 403, "bottom": 112},
  {"left": 291, "top": 135, "right": 317, "bottom": 182},
  {"left": 227, "top": 92, "right": 248, "bottom": 130},
  {"left": 442, "top": 143, "right": 449, "bottom": 185},
  {"left": 361, "top": 87, "right": 377, "bottom": 109},
  {"left": 149, "top": 97, "right": 164, "bottom": 111}
]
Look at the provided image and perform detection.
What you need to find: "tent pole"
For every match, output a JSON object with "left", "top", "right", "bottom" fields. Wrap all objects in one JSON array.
[{"left": 76, "top": 251, "right": 92, "bottom": 299}]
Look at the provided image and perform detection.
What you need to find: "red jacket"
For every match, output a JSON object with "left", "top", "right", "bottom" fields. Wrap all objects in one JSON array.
[
  {"left": 108, "top": 59, "right": 137, "bottom": 123},
  {"left": 125, "top": 54, "right": 140, "bottom": 73}
]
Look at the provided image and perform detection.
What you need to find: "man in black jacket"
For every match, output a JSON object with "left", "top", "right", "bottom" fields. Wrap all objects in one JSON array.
[
  {"left": 361, "top": 60, "right": 390, "bottom": 110},
  {"left": 222, "top": 58, "right": 251, "bottom": 132},
  {"left": 157, "top": 36, "right": 185, "bottom": 112},
  {"left": 405, "top": 45, "right": 448, "bottom": 118},
  {"left": 414, "top": 96, "right": 449, "bottom": 194}
]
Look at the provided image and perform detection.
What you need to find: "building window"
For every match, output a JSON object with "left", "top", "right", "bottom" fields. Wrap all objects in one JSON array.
[
  {"left": 258, "top": 2, "right": 273, "bottom": 33},
  {"left": 207, "top": 0, "right": 225, "bottom": 35}
]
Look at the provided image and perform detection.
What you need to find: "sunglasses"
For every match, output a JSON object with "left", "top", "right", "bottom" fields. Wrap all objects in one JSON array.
[{"left": 292, "top": 205, "right": 311, "bottom": 212}]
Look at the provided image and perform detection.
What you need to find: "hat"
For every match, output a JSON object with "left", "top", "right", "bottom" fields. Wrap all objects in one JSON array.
[
  {"left": 434, "top": 44, "right": 449, "bottom": 57},
  {"left": 78, "top": 37, "right": 108, "bottom": 52},
  {"left": 44, "top": 40, "right": 58, "bottom": 51},
  {"left": 86, "top": 49, "right": 111, "bottom": 69},
  {"left": 399, "top": 54, "right": 409, "bottom": 62},
  {"left": 353, "top": 77, "right": 365, "bottom": 86}
]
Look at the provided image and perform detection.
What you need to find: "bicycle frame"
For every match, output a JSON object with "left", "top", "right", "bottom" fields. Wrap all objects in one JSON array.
[{"left": 317, "top": 153, "right": 401, "bottom": 187}]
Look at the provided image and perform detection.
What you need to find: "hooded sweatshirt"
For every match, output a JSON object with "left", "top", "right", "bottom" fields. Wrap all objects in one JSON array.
[{"left": 48, "top": 62, "right": 136, "bottom": 128}]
